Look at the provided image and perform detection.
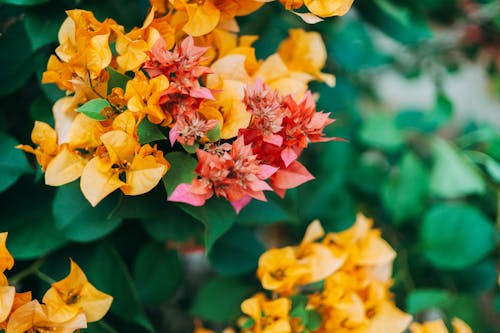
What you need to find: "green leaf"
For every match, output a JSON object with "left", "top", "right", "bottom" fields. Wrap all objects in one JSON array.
[
  {"left": 85, "top": 321, "right": 119, "bottom": 333},
  {"left": 162, "top": 152, "right": 198, "bottom": 195},
  {"left": 208, "top": 226, "right": 265, "bottom": 276},
  {"left": 137, "top": 118, "right": 167, "bottom": 144},
  {"left": 359, "top": 113, "right": 405, "bottom": 152},
  {"left": 76, "top": 99, "right": 110, "bottom": 121},
  {"left": 420, "top": 203, "right": 495, "bottom": 269},
  {"left": 142, "top": 206, "right": 202, "bottom": 242},
  {"left": 191, "top": 277, "right": 253, "bottom": 323},
  {"left": 407, "top": 289, "right": 453, "bottom": 314},
  {"left": 0, "top": 131, "right": 32, "bottom": 193},
  {"left": 1, "top": 182, "right": 67, "bottom": 260},
  {"left": 206, "top": 122, "right": 221, "bottom": 142},
  {"left": 429, "top": 138, "right": 486, "bottom": 198},
  {"left": 107, "top": 67, "right": 132, "bottom": 94},
  {"left": 0, "top": 0, "right": 48, "bottom": 5},
  {"left": 451, "top": 259, "right": 498, "bottom": 294},
  {"left": 485, "top": 158, "right": 500, "bottom": 183},
  {"left": 381, "top": 152, "right": 428, "bottom": 223},
  {"left": 237, "top": 196, "right": 299, "bottom": 225},
  {"left": 29, "top": 96, "right": 53, "bottom": 126},
  {"left": 178, "top": 198, "right": 237, "bottom": 253},
  {"left": 134, "top": 242, "right": 183, "bottom": 304},
  {"left": 306, "top": 310, "right": 322, "bottom": 331},
  {"left": 52, "top": 181, "right": 123, "bottom": 242},
  {"left": 181, "top": 142, "right": 199, "bottom": 154},
  {"left": 0, "top": 20, "right": 35, "bottom": 96},
  {"left": 24, "top": 8, "right": 63, "bottom": 50},
  {"left": 77, "top": 242, "right": 154, "bottom": 332}
]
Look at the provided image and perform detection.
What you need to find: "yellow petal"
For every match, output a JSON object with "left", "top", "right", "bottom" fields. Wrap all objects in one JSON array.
[
  {"left": 0, "top": 233, "right": 14, "bottom": 272},
  {"left": 77, "top": 282, "right": 113, "bottom": 322},
  {"left": 183, "top": 1, "right": 221, "bottom": 37},
  {"left": 0, "top": 286, "right": 15, "bottom": 323},
  {"left": 41, "top": 288, "right": 80, "bottom": 324},
  {"left": 364, "top": 302, "right": 412, "bottom": 333},
  {"left": 45, "top": 147, "right": 86, "bottom": 186},
  {"left": 241, "top": 297, "right": 261, "bottom": 321},
  {"left": 304, "top": 0, "right": 355, "bottom": 17},
  {"left": 80, "top": 157, "right": 125, "bottom": 207},
  {"left": 6, "top": 300, "right": 44, "bottom": 333},
  {"left": 32, "top": 121, "right": 58, "bottom": 155},
  {"left": 100, "top": 130, "right": 138, "bottom": 164},
  {"left": 122, "top": 154, "right": 167, "bottom": 196},
  {"left": 53, "top": 96, "right": 79, "bottom": 145},
  {"left": 112, "top": 111, "right": 137, "bottom": 135},
  {"left": 301, "top": 219, "right": 324, "bottom": 244},
  {"left": 210, "top": 54, "right": 251, "bottom": 83},
  {"left": 357, "top": 234, "right": 396, "bottom": 266},
  {"left": 116, "top": 39, "right": 149, "bottom": 72},
  {"left": 254, "top": 54, "right": 289, "bottom": 83},
  {"left": 68, "top": 114, "right": 105, "bottom": 150},
  {"left": 86, "top": 34, "right": 112, "bottom": 77},
  {"left": 451, "top": 318, "right": 472, "bottom": 333}
]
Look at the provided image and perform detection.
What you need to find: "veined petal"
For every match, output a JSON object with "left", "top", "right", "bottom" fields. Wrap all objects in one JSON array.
[
  {"left": 0, "top": 286, "right": 15, "bottom": 323},
  {"left": 100, "top": 131, "right": 138, "bottom": 164},
  {"left": 45, "top": 147, "right": 86, "bottom": 186},
  {"left": 304, "top": 0, "right": 355, "bottom": 17},
  {"left": 0, "top": 233, "right": 14, "bottom": 272},
  {"left": 183, "top": 1, "right": 221, "bottom": 37},
  {"left": 122, "top": 155, "right": 167, "bottom": 196},
  {"left": 77, "top": 283, "right": 113, "bottom": 322},
  {"left": 80, "top": 157, "right": 124, "bottom": 207}
]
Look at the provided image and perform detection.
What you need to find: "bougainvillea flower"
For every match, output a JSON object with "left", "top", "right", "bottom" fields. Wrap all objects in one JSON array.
[
  {"left": 0, "top": 233, "right": 13, "bottom": 274},
  {"left": 410, "top": 318, "right": 472, "bottom": 333},
  {"left": 278, "top": 29, "right": 335, "bottom": 86},
  {"left": 363, "top": 301, "right": 412, "bottom": 333},
  {"left": 169, "top": 137, "right": 276, "bottom": 212},
  {"left": 241, "top": 293, "right": 291, "bottom": 333},
  {"left": 42, "top": 259, "right": 112, "bottom": 323},
  {"left": 17, "top": 121, "right": 58, "bottom": 171},
  {"left": 0, "top": 286, "right": 15, "bottom": 324},
  {"left": 303, "top": 0, "right": 354, "bottom": 17},
  {"left": 6, "top": 300, "right": 87, "bottom": 333}
]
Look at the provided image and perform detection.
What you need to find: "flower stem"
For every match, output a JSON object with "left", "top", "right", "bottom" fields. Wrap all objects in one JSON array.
[{"left": 8, "top": 258, "right": 45, "bottom": 285}]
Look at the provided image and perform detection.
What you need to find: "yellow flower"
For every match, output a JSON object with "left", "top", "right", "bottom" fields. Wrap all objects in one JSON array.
[
  {"left": 410, "top": 318, "right": 473, "bottom": 333},
  {"left": 6, "top": 300, "right": 87, "bottom": 333},
  {"left": 278, "top": 29, "right": 335, "bottom": 87},
  {"left": 303, "top": 0, "right": 355, "bottom": 18},
  {"left": 17, "top": 121, "right": 58, "bottom": 171},
  {"left": 241, "top": 293, "right": 291, "bottom": 333},
  {"left": 0, "top": 233, "right": 14, "bottom": 274},
  {"left": 42, "top": 259, "right": 112, "bottom": 323}
]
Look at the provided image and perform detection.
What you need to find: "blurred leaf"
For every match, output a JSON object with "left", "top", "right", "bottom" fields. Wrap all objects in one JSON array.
[
  {"left": 407, "top": 289, "right": 453, "bottom": 314},
  {"left": 237, "top": 196, "right": 299, "bottom": 226},
  {"left": 208, "top": 225, "right": 264, "bottom": 277},
  {"left": 24, "top": 7, "right": 63, "bottom": 50},
  {"left": 349, "top": 151, "right": 389, "bottom": 195},
  {"left": 52, "top": 181, "right": 123, "bottom": 242},
  {"left": 162, "top": 152, "right": 197, "bottom": 195},
  {"left": 359, "top": 113, "right": 405, "bottom": 152},
  {"left": 0, "top": 131, "right": 32, "bottom": 193},
  {"left": 485, "top": 158, "right": 500, "bottom": 183},
  {"left": 78, "top": 242, "right": 153, "bottom": 332},
  {"left": 0, "top": 20, "right": 35, "bottom": 97},
  {"left": 1, "top": 181, "right": 67, "bottom": 259},
  {"left": 206, "top": 122, "right": 221, "bottom": 142},
  {"left": 0, "top": 0, "right": 48, "bottom": 5},
  {"left": 29, "top": 96, "right": 53, "bottom": 126},
  {"left": 451, "top": 259, "right": 498, "bottom": 294},
  {"left": 178, "top": 198, "right": 237, "bottom": 253},
  {"left": 76, "top": 99, "right": 109, "bottom": 121},
  {"left": 420, "top": 203, "right": 495, "bottom": 269},
  {"left": 137, "top": 118, "right": 167, "bottom": 144},
  {"left": 107, "top": 67, "right": 132, "bottom": 95},
  {"left": 85, "top": 321, "right": 119, "bottom": 333},
  {"left": 142, "top": 208, "right": 201, "bottom": 242},
  {"left": 430, "top": 138, "right": 486, "bottom": 198},
  {"left": 357, "top": 0, "right": 432, "bottom": 44},
  {"left": 134, "top": 242, "right": 182, "bottom": 304},
  {"left": 381, "top": 151, "right": 428, "bottom": 223},
  {"left": 191, "top": 277, "right": 253, "bottom": 323}
]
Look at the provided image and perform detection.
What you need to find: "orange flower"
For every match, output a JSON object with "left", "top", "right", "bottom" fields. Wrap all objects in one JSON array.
[
  {"left": 410, "top": 318, "right": 473, "bottom": 333},
  {"left": 42, "top": 259, "right": 112, "bottom": 323},
  {"left": 241, "top": 293, "right": 291, "bottom": 333},
  {"left": 0, "top": 233, "right": 14, "bottom": 274},
  {"left": 6, "top": 300, "right": 86, "bottom": 333}
]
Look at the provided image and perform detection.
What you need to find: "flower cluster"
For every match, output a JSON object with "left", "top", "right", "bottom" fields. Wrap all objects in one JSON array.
[
  {"left": 194, "top": 214, "right": 474, "bottom": 333},
  {"left": 19, "top": 1, "right": 344, "bottom": 212},
  {"left": 0, "top": 232, "right": 113, "bottom": 332}
]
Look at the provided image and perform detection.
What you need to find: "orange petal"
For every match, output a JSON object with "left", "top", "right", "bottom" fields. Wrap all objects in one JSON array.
[
  {"left": 45, "top": 147, "right": 86, "bottom": 186},
  {"left": 0, "top": 286, "right": 15, "bottom": 323},
  {"left": 122, "top": 154, "right": 167, "bottom": 196},
  {"left": 100, "top": 130, "right": 138, "bottom": 164},
  {"left": 183, "top": 1, "right": 221, "bottom": 37},
  {"left": 364, "top": 302, "right": 412, "bottom": 333},
  {"left": 0, "top": 233, "right": 14, "bottom": 272},
  {"left": 304, "top": 0, "right": 355, "bottom": 17},
  {"left": 77, "top": 283, "right": 113, "bottom": 322},
  {"left": 80, "top": 157, "right": 125, "bottom": 207},
  {"left": 452, "top": 318, "right": 473, "bottom": 333}
]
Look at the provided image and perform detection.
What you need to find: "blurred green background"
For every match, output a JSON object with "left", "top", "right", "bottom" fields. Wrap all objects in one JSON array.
[{"left": 1, "top": 0, "right": 499, "bottom": 332}]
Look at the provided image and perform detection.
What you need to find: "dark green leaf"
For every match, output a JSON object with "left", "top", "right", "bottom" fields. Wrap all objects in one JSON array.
[
  {"left": 420, "top": 203, "right": 495, "bottom": 269},
  {"left": 191, "top": 277, "right": 253, "bottom": 322},
  {"left": 430, "top": 138, "right": 486, "bottom": 198},
  {"left": 52, "top": 181, "right": 123, "bottom": 242},
  {"left": 181, "top": 142, "right": 198, "bottom": 154},
  {"left": 24, "top": 8, "right": 63, "bottom": 50},
  {"left": 162, "top": 152, "right": 198, "bottom": 196},
  {"left": 137, "top": 118, "right": 167, "bottom": 144},
  {"left": 0, "top": 131, "right": 32, "bottom": 193},
  {"left": 76, "top": 99, "right": 110, "bottom": 121},
  {"left": 134, "top": 242, "right": 183, "bottom": 304},
  {"left": 381, "top": 152, "right": 428, "bottom": 223},
  {"left": 237, "top": 196, "right": 299, "bottom": 226},
  {"left": 107, "top": 67, "right": 132, "bottom": 94},
  {"left": 208, "top": 225, "right": 265, "bottom": 276},
  {"left": 29, "top": 96, "right": 53, "bottom": 126},
  {"left": 0, "top": 0, "right": 48, "bottom": 5}
]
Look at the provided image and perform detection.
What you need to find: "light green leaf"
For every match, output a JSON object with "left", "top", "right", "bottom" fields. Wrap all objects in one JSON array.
[
  {"left": 0, "top": 0, "right": 48, "bottom": 5},
  {"left": 206, "top": 122, "right": 221, "bottom": 142},
  {"left": 359, "top": 113, "right": 405, "bottom": 152},
  {"left": 407, "top": 289, "right": 453, "bottom": 314},
  {"left": 430, "top": 138, "right": 486, "bottom": 198},
  {"left": 76, "top": 99, "right": 110, "bottom": 121}
]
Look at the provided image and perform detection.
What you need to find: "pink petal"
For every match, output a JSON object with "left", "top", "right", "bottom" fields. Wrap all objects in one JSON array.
[
  {"left": 258, "top": 164, "right": 279, "bottom": 179},
  {"left": 168, "top": 183, "right": 207, "bottom": 206},
  {"left": 271, "top": 161, "right": 315, "bottom": 190},
  {"left": 281, "top": 147, "right": 299, "bottom": 167},
  {"left": 263, "top": 134, "right": 283, "bottom": 147},
  {"left": 169, "top": 124, "right": 178, "bottom": 147},
  {"left": 230, "top": 195, "right": 252, "bottom": 213},
  {"left": 190, "top": 87, "right": 215, "bottom": 100}
]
